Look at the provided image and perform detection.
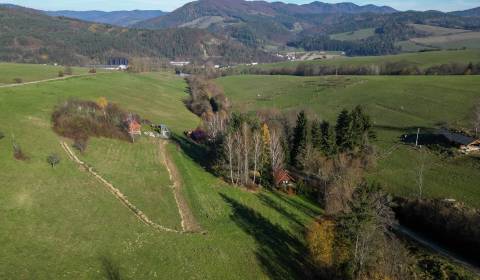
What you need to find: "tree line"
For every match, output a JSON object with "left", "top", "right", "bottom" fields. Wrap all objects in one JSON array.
[{"left": 227, "top": 61, "right": 480, "bottom": 77}]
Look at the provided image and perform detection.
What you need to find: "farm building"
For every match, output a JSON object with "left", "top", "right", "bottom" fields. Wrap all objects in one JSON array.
[
  {"left": 439, "top": 129, "right": 480, "bottom": 153},
  {"left": 127, "top": 119, "right": 142, "bottom": 136},
  {"left": 152, "top": 124, "right": 171, "bottom": 139}
]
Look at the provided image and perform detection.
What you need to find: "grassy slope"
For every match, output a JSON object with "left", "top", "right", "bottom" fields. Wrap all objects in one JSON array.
[
  {"left": 330, "top": 28, "right": 375, "bottom": 41},
  {"left": 0, "top": 63, "right": 92, "bottom": 85},
  {"left": 216, "top": 75, "right": 480, "bottom": 207},
  {"left": 240, "top": 49, "right": 480, "bottom": 71},
  {"left": 0, "top": 70, "right": 321, "bottom": 279}
]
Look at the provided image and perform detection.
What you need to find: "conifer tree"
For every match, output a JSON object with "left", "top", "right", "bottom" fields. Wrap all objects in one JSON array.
[
  {"left": 311, "top": 119, "right": 322, "bottom": 150},
  {"left": 320, "top": 121, "right": 337, "bottom": 156},
  {"left": 291, "top": 110, "right": 308, "bottom": 166},
  {"left": 335, "top": 109, "right": 352, "bottom": 151}
]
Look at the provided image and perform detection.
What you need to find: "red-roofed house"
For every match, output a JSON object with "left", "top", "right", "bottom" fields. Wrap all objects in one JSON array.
[
  {"left": 274, "top": 169, "right": 295, "bottom": 193},
  {"left": 128, "top": 120, "right": 142, "bottom": 136}
]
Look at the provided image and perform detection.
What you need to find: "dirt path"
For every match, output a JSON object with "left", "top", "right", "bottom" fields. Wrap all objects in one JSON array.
[
  {"left": 159, "top": 140, "right": 202, "bottom": 233},
  {"left": 0, "top": 73, "right": 107, "bottom": 89},
  {"left": 60, "top": 141, "right": 181, "bottom": 233}
]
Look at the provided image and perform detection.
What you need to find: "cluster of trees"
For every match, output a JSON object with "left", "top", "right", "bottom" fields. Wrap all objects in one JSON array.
[
  {"left": 185, "top": 76, "right": 231, "bottom": 140},
  {"left": 52, "top": 98, "right": 140, "bottom": 152},
  {"left": 229, "top": 61, "right": 480, "bottom": 77},
  {"left": 308, "top": 183, "right": 413, "bottom": 279},
  {"left": 217, "top": 113, "right": 285, "bottom": 188}
]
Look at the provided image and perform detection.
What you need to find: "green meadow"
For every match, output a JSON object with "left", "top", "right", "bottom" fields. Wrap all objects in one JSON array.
[
  {"left": 238, "top": 49, "right": 480, "bottom": 71},
  {"left": 0, "top": 71, "right": 321, "bottom": 279},
  {"left": 216, "top": 75, "right": 480, "bottom": 207},
  {"left": 0, "top": 63, "right": 95, "bottom": 85}
]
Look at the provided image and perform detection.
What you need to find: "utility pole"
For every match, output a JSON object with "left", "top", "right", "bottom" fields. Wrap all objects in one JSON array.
[{"left": 415, "top": 128, "right": 420, "bottom": 147}]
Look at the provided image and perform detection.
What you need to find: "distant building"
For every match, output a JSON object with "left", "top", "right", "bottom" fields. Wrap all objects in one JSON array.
[
  {"left": 108, "top": 57, "right": 129, "bottom": 66},
  {"left": 170, "top": 61, "right": 190, "bottom": 67}
]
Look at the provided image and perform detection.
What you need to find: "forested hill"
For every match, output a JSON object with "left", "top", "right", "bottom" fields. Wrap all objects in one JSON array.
[
  {"left": 45, "top": 10, "right": 166, "bottom": 27},
  {"left": 450, "top": 7, "right": 480, "bottom": 18},
  {"left": 0, "top": 5, "right": 275, "bottom": 65}
]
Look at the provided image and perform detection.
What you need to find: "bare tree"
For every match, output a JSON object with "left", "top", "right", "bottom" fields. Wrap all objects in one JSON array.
[
  {"left": 242, "top": 121, "right": 250, "bottom": 184},
  {"left": 224, "top": 132, "right": 235, "bottom": 184},
  {"left": 269, "top": 128, "right": 284, "bottom": 172},
  {"left": 252, "top": 129, "right": 262, "bottom": 184},
  {"left": 473, "top": 101, "right": 480, "bottom": 137}
]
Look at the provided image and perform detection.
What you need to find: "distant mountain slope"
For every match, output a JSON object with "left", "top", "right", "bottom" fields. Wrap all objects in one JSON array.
[
  {"left": 0, "top": 5, "right": 275, "bottom": 65},
  {"left": 135, "top": 0, "right": 397, "bottom": 29},
  {"left": 45, "top": 10, "right": 166, "bottom": 27},
  {"left": 450, "top": 7, "right": 480, "bottom": 18}
]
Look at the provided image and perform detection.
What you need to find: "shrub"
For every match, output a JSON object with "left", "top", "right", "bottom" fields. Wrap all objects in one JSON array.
[
  {"left": 0, "top": 131, "right": 4, "bottom": 140},
  {"left": 52, "top": 99, "right": 138, "bottom": 151},
  {"left": 58, "top": 70, "right": 64, "bottom": 77},
  {"left": 47, "top": 153, "right": 60, "bottom": 167},
  {"left": 13, "top": 78, "right": 23, "bottom": 84},
  {"left": 89, "top": 68, "right": 97, "bottom": 74}
]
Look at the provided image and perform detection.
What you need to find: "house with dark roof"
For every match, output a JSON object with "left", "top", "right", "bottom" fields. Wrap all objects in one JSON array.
[{"left": 439, "top": 129, "right": 480, "bottom": 154}]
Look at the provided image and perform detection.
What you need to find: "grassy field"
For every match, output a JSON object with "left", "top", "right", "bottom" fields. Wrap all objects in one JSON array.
[
  {"left": 410, "top": 32, "right": 480, "bottom": 50},
  {"left": 216, "top": 75, "right": 480, "bottom": 207},
  {"left": 237, "top": 49, "right": 480, "bottom": 72},
  {"left": 0, "top": 69, "right": 321, "bottom": 279},
  {"left": 330, "top": 28, "right": 375, "bottom": 41},
  {"left": 409, "top": 24, "right": 469, "bottom": 36},
  {"left": 0, "top": 63, "right": 94, "bottom": 85}
]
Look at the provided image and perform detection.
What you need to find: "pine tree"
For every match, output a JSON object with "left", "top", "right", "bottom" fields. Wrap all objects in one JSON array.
[
  {"left": 311, "top": 119, "right": 322, "bottom": 149},
  {"left": 291, "top": 110, "right": 308, "bottom": 166},
  {"left": 320, "top": 121, "right": 337, "bottom": 156},
  {"left": 335, "top": 109, "right": 352, "bottom": 152}
]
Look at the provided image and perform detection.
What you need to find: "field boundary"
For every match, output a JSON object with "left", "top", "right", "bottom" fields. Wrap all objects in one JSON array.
[{"left": 60, "top": 141, "right": 183, "bottom": 234}]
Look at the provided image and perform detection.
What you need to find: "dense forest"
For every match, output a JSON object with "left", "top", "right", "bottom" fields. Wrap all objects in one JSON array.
[{"left": 0, "top": 6, "right": 275, "bottom": 65}]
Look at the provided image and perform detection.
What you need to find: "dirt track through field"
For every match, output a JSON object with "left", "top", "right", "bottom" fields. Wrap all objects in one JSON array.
[
  {"left": 159, "top": 140, "right": 202, "bottom": 233},
  {"left": 60, "top": 141, "right": 202, "bottom": 234},
  {"left": 0, "top": 73, "right": 109, "bottom": 88}
]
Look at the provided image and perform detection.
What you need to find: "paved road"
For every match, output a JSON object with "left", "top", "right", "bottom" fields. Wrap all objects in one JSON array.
[{"left": 396, "top": 225, "right": 480, "bottom": 275}]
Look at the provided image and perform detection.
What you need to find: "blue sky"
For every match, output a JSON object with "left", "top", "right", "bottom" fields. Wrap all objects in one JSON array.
[{"left": 4, "top": 0, "right": 480, "bottom": 12}]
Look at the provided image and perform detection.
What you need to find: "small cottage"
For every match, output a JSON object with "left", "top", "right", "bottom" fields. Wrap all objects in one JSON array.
[
  {"left": 128, "top": 120, "right": 142, "bottom": 136},
  {"left": 274, "top": 169, "right": 295, "bottom": 194}
]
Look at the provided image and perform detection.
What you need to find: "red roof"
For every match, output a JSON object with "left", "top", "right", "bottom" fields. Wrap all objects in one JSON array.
[
  {"left": 274, "top": 169, "right": 294, "bottom": 185},
  {"left": 128, "top": 120, "right": 141, "bottom": 134}
]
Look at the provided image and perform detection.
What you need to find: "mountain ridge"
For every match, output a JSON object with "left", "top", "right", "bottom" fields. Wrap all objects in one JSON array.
[{"left": 45, "top": 10, "right": 166, "bottom": 27}]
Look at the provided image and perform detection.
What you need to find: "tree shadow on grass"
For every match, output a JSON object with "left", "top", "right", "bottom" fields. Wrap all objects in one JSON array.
[
  {"left": 221, "top": 193, "right": 315, "bottom": 280},
  {"left": 169, "top": 133, "right": 211, "bottom": 169},
  {"left": 100, "top": 256, "right": 122, "bottom": 280},
  {"left": 270, "top": 191, "right": 322, "bottom": 219},
  {"left": 257, "top": 192, "right": 304, "bottom": 229}
]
